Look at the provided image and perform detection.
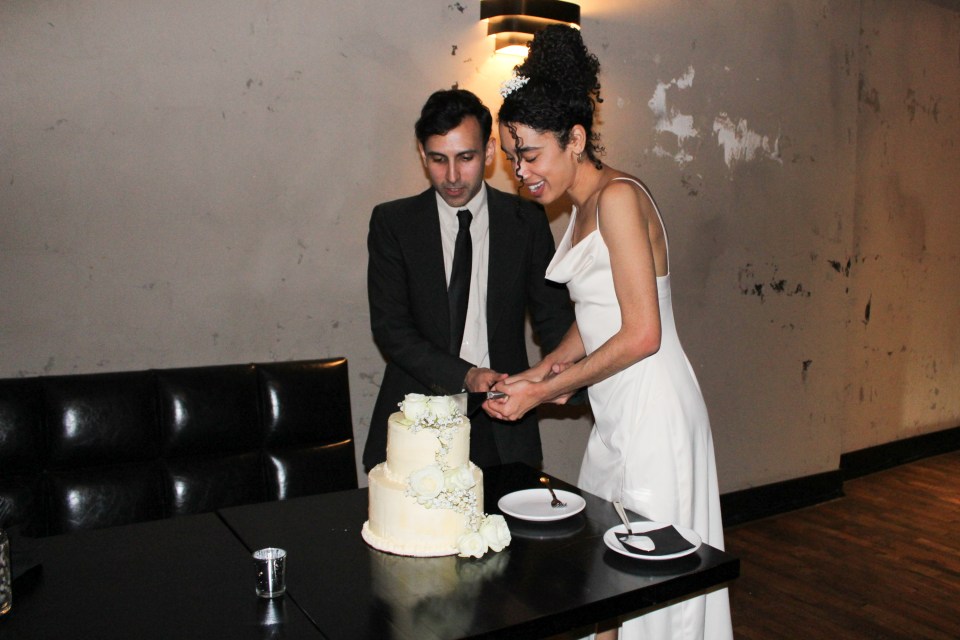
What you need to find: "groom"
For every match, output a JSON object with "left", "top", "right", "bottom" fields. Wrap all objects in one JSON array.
[{"left": 364, "top": 89, "right": 574, "bottom": 471}]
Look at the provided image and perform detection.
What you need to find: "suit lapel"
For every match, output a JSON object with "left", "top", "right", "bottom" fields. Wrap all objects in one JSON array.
[
  {"left": 407, "top": 189, "right": 450, "bottom": 338},
  {"left": 486, "top": 187, "right": 526, "bottom": 340}
]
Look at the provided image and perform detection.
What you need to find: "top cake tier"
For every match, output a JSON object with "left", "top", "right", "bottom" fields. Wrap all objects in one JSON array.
[{"left": 384, "top": 412, "right": 471, "bottom": 479}]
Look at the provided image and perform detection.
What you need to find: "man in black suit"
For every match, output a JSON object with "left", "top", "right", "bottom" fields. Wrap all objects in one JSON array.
[{"left": 364, "top": 89, "right": 574, "bottom": 471}]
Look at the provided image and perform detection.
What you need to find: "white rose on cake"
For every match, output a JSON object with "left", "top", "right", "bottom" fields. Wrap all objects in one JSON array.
[
  {"left": 444, "top": 464, "right": 476, "bottom": 491},
  {"left": 409, "top": 464, "right": 445, "bottom": 500},
  {"left": 427, "top": 395, "right": 458, "bottom": 420},
  {"left": 457, "top": 531, "right": 488, "bottom": 558},
  {"left": 400, "top": 393, "right": 429, "bottom": 422},
  {"left": 479, "top": 514, "right": 512, "bottom": 552}
]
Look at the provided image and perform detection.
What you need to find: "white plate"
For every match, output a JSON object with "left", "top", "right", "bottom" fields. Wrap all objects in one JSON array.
[
  {"left": 497, "top": 489, "right": 586, "bottom": 521},
  {"left": 603, "top": 521, "right": 702, "bottom": 560}
]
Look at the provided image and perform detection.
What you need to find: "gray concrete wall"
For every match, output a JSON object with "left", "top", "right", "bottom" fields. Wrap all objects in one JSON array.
[{"left": 2, "top": 1, "right": 958, "bottom": 490}]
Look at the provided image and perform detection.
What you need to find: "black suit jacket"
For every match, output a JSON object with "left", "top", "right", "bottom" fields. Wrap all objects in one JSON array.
[{"left": 364, "top": 184, "right": 574, "bottom": 470}]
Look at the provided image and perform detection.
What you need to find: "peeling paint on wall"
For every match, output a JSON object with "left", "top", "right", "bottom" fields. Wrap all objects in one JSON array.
[
  {"left": 680, "top": 173, "right": 702, "bottom": 196},
  {"left": 646, "top": 66, "right": 783, "bottom": 172},
  {"left": 859, "top": 74, "right": 881, "bottom": 113},
  {"left": 713, "top": 114, "right": 782, "bottom": 169},
  {"left": 905, "top": 88, "right": 940, "bottom": 123},
  {"left": 648, "top": 66, "right": 698, "bottom": 165},
  {"left": 828, "top": 258, "right": 852, "bottom": 276},
  {"left": 737, "top": 262, "right": 812, "bottom": 302}
]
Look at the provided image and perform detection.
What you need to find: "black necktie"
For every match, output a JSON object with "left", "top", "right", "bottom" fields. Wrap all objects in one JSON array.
[{"left": 448, "top": 209, "right": 472, "bottom": 355}]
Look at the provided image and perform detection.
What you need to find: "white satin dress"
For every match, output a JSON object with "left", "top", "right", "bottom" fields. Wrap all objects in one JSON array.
[{"left": 545, "top": 178, "right": 733, "bottom": 640}]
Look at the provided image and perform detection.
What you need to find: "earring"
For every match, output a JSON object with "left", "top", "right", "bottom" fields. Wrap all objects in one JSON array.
[{"left": 576, "top": 151, "right": 583, "bottom": 163}]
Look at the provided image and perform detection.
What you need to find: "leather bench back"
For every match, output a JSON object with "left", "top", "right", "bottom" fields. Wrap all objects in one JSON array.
[{"left": 0, "top": 358, "right": 356, "bottom": 536}]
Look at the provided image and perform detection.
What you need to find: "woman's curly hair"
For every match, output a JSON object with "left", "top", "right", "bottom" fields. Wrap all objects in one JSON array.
[{"left": 499, "top": 25, "right": 604, "bottom": 169}]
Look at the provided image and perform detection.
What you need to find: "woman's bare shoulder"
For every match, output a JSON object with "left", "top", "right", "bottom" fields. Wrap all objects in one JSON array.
[{"left": 597, "top": 172, "right": 655, "bottom": 219}]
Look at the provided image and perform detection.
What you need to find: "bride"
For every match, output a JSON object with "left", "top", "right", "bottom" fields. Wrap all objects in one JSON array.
[{"left": 484, "top": 25, "right": 734, "bottom": 640}]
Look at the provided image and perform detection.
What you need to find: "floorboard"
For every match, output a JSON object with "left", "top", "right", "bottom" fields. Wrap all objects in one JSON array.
[{"left": 725, "top": 450, "right": 960, "bottom": 639}]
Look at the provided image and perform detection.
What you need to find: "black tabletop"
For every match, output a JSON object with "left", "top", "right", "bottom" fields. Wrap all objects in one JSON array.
[
  {"left": 0, "top": 512, "right": 322, "bottom": 639},
  {"left": 218, "top": 463, "right": 739, "bottom": 640}
]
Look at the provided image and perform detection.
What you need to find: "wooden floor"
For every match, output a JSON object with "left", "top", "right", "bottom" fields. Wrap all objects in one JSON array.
[{"left": 724, "top": 449, "right": 960, "bottom": 639}]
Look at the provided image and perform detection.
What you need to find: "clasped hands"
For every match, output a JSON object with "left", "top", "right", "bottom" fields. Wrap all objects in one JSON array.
[{"left": 469, "top": 362, "right": 576, "bottom": 422}]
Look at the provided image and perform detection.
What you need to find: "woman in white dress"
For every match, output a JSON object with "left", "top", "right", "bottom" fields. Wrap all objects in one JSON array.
[{"left": 485, "top": 25, "right": 733, "bottom": 640}]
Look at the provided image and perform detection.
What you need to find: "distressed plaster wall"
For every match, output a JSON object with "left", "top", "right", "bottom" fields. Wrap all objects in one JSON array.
[
  {"left": 2, "top": 1, "right": 958, "bottom": 491},
  {"left": 846, "top": 0, "right": 960, "bottom": 452}
]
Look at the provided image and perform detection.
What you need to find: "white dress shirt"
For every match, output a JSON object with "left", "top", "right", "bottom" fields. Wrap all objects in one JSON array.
[{"left": 436, "top": 185, "right": 490, "bottom": 368}]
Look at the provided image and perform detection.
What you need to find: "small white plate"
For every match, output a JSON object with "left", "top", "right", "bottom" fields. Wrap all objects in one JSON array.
[
  {"left": 498, "top": 489, "right": 586, "bottom": 521},
  {"left": 603, "top": 521, "right": 702, "bottom": 560}
]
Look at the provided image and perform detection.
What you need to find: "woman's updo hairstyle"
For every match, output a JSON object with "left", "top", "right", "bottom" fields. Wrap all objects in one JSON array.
[{"left": 499, "top": 24, "right": 603, "bottom": 169}]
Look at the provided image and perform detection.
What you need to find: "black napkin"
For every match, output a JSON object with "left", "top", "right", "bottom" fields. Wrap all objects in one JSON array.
[{"left": 616, "top": 525, "right": 695, "bottom": 557}]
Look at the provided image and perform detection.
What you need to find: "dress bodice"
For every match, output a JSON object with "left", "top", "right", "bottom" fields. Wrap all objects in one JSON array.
[{"left": 545, "top": 177, "right": 673, "bottom": 355}]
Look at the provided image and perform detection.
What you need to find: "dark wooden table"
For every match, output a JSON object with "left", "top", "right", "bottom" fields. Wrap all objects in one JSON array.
[
  {"left": 0, "top": 512, "right": 322, "bottom": 639},
  {"left": 219, "top": 463, "right": 739, "bottom": 639},
  {"left": 0, "top": 464, "right": 737, "bottom": 639}
]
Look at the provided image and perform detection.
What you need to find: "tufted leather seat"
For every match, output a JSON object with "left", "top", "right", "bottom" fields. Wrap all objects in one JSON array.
[{"left": 0, "top": 357, "right": 357, "bottom": 537}]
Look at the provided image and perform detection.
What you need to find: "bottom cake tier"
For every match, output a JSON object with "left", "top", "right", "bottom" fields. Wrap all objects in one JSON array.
[{"left": 362, "top": 461, "right": 484, "bottom": 557}]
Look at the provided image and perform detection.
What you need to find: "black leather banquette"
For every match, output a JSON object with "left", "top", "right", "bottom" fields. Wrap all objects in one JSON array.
[{"left": 0, "top": 357, "right": 357, "bottom": 537}]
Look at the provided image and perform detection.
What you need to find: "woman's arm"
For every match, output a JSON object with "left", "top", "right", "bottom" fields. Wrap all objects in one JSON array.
[
  {"left": 486, "top": 180, "right": 663, "bottom": 420},
  {"left": 531, "top": 321, "right": 587, "bottom": 380},
  {"left": 485, "top": 321, "right": 586, "bottom": 407}
]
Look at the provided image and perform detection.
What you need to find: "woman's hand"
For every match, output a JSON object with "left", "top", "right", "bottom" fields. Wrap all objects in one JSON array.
[
  {"left": 484, "top": 359, "right": 581, "bottom": 420},
  {"left": 482, "top": 323, "right": 588, "bottom": 420},
  {"left": 482, "top": 378, "right": 543, "bottom": 422}
]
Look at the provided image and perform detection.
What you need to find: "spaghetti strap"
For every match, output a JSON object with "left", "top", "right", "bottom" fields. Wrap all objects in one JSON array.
[{"left": 594, "top": 176, "right": 670, "bottom": 274}]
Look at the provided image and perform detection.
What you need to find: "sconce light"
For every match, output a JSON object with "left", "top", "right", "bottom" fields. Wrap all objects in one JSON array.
[{"left": 480, "top": 0, "right": 581, "bottom": 56}]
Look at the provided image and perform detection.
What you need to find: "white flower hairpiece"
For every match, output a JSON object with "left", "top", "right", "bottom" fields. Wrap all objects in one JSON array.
[{"left": 499, "top": 75, "right": 530, "bottom": 98}]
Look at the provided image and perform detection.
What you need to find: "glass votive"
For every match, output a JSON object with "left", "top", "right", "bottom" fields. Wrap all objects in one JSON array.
[{"left": 253, "top": 547, "right": 286, "bottom": 598}]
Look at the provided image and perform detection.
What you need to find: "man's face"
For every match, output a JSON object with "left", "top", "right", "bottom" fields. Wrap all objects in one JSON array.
[{"left": 418, "top": 116, "right": 495, "bottom": 209}]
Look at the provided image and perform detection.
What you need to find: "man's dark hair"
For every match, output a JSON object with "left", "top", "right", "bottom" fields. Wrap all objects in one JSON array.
[{"left": 415, "top": 89, "right": 493, "bottom": 145}]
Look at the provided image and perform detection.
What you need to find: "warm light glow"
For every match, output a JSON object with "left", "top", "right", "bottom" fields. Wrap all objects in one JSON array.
[
  {"left": 480, "top": 0, "right": 580, "bottom": 55},
  {"left": 498, "top": 43, "right": 531, "bottom": 57},
  {"left": 494, "top": 32, "right": 532, "bottom": 56}
]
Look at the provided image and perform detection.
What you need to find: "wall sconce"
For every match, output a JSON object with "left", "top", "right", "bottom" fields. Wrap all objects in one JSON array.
[{"left": 480, "top": 0, "right": 581, "bottom": 56}]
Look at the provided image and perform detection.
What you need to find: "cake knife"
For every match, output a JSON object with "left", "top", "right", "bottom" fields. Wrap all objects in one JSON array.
[{"left": 451, "top": 391, "right": 506, "bottom": 416}]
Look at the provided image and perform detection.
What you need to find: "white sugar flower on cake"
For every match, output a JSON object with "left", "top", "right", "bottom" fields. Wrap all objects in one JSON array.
[
  {"left": 444, "top": 464, "right": 476, "bottom": 491},
  {"left": 479, "top": 514, "right": 511, "bottom": 552},
  {"left": 409, "top": 464, "right": 445, "bottom": 500},
  {"left": 427, "top": 395, "right": 457, "bottom": 418},
  {"left": 400, "top": 393, "right": 429, "bottom": 422},
  {"left": 400, "top": 393, "right": 461, "bottom": 430}
]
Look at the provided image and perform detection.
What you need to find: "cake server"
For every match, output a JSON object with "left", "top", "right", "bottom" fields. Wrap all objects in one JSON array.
[
  {"left": 452, "top": 391, "right": 506, "bottom": 416},
  {"left": 613, "top": 501, "right": 655, "bottom": 552}
]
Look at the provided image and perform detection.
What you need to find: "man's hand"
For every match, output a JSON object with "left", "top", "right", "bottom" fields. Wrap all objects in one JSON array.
[{"left": 464, "top": 367, "right": 508, "bottom": 392}]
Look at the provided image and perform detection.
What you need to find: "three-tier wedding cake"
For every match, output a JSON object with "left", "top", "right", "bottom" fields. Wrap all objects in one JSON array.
[{"left": 361, "top": 394, "right": 510, "bottom": 557}]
